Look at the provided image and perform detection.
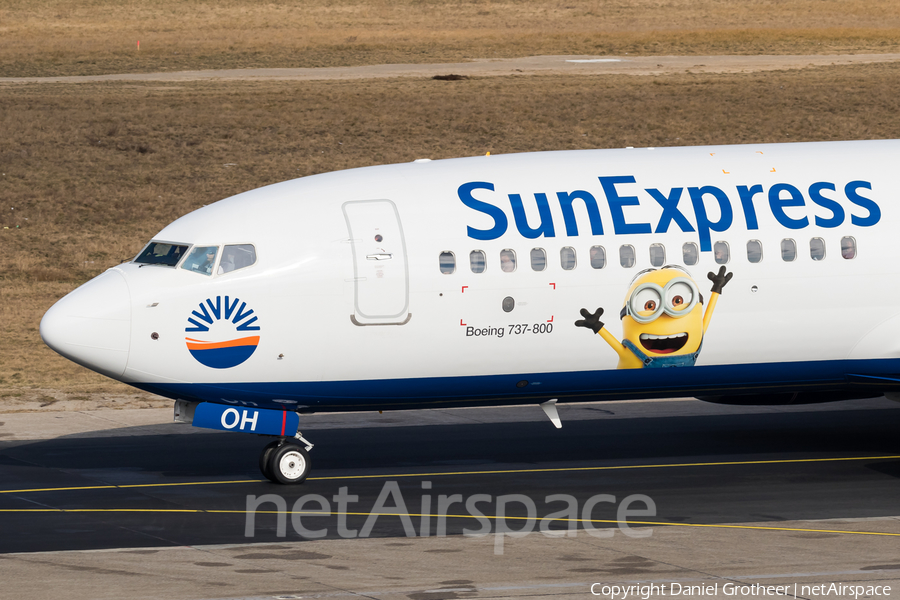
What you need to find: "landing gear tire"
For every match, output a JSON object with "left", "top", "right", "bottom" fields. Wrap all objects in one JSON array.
[
  {"left": 268, "top": 443, "right": 311, "bottom": 485},
  {"left": 259, "top": 440, "right": 282, "bottom": 482}
]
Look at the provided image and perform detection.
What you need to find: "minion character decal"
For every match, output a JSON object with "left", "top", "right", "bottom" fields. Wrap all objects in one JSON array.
[{"left": 575, "top": 266, "right": 733, "bottom": 369}]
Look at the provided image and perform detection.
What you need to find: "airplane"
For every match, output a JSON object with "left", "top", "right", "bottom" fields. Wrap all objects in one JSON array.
[{"left": 40, "top": 139, "right": 900, "bottom": 484}]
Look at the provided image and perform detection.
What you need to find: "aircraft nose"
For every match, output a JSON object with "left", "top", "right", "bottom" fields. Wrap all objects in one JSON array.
[{"left": 40, "top": 268, "right": 132, "bottom": 379}]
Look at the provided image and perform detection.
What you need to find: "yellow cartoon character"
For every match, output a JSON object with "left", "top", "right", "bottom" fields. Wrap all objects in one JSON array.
[{"left": 575, "top": 265, "right": 732, "bottom": 369}]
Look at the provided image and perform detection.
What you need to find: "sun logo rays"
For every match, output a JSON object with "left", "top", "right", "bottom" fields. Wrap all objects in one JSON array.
[{"left": 185, "top": 296, "right": 261, "bottom": 369}]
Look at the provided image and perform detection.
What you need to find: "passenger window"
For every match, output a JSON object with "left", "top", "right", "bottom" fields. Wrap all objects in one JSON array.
[
  {"left": 781, "top": 238, "right": 797, "bottom": 262},
  {"left": 531, "top": 248, "right": 547, "bottom": 271},
  {"left": 560, "top": 247, "right": 576, "bottom": 270},
  {"left": 810, "top": 238, "right": 826, "bottom": 261},
  {"left": 682, "top": 242, "right": 699, "bottom": 266},
  {"left": 181, "top": 245, "right": 218, "bottom": 276},
  {"left": 649, "top": 243, "right": 665, "bottom": 267},
  {"left": 500, "top": 249, "right": 517, "bottom": 272},
  {"left": 841, "top": 236, "right": 857, "bottom": 259},
  {"left": 439, "top": 251, "right": 456, "bottom": 274},
  {"left": 469, "top": 250, "right": 486, "bottom": 273},
  {"left": 746, "top": 240, "right": 762, "bottom": 263},
  {"left": 590, "top": 245, "right": 606, "bottom": 269},
  {"left": 220, "top": 244, "right": 257, "bottom": 274},
  {"left": 714, "top": 241, "right": 729, "bottom": 265},
  {"left": 619, "top": 245, "right": 635, "bottom": 268}
]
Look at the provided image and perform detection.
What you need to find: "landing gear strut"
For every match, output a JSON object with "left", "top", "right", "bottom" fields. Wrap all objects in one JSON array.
[{"left": 259, "top": 432, "right": 314, "bottom": 484}]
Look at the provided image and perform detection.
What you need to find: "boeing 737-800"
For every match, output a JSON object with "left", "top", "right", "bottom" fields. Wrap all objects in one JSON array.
[{"left": 40, "top": 140, "right": 899, "bottom": 483}]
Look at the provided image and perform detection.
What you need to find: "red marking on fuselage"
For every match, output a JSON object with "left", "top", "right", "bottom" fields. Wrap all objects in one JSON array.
[
  {"left": 547, "top": 316, "right": 554, "bottom": 323},
  {"left": 462, "top": 286, "right": 468, "bottom": 293},
  {"left": 281, "top": 411, "right": 287, "bottom": 436},
  {"left": 460, "top": 319, "right": 467, "bottom": 326},
  {"left": 549, "top": 283, "right": 556, "bottom": 290}
]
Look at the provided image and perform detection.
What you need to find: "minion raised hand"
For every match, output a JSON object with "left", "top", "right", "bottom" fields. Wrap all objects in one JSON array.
[{"left": 575, "top": 265, "right": 732, "bottom": 369}]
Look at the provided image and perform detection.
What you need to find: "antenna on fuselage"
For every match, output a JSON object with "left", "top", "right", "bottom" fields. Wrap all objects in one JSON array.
[{"left": 540, "top": 399, "right": 562, "bottom": 429}]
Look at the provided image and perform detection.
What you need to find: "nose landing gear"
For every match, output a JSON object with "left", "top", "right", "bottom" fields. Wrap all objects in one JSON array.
[{"left": 260, "top": 432, "right": 314, "bottom": 484}]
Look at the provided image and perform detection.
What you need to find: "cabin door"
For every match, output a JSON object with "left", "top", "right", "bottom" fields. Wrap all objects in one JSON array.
[{"left": 342, "top": 200, "right": 411, "bottom": 325}]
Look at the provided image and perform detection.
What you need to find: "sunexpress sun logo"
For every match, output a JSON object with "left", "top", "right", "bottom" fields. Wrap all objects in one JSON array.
[{"left": 185, "top": 296, "right": 261, "bottom": 369}]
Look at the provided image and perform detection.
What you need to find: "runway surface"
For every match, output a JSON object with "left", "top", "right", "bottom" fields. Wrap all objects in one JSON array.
[{"left": 1, "top": 398, "right": 899, "bottom": 556}]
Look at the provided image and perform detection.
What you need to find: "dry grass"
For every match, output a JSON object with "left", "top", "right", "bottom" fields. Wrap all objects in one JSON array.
[
  {"left": 3, "top": 63, "right": 900, "bottom": 400},
  {"left": 1, "top": 0, "right": 900, "bottom": 76}
]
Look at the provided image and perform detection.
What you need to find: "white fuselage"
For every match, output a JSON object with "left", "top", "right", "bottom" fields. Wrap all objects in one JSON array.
[{"left": 41, "top": 140, "right": 900, "bottom": 411}]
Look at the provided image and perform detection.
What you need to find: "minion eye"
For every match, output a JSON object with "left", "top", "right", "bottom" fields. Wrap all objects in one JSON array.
[
  {"left": 632, "top": 288, "right": 662, "bottom": 316},
  {"left": 666, "top": 282, "right": 694, "bottom": 311}
]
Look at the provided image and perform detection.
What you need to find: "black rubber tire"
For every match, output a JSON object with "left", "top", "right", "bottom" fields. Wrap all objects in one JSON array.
[
  {"left": 259, "top": 440, "right": 283, "bottom": 482},
  {"left": 268, "top": 443, "right": 311, "bottom": 485}
]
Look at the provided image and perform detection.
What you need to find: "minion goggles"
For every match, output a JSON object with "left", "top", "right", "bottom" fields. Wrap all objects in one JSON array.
[{"left": 619, "top": 267, "right": 702, "bottom": 323}]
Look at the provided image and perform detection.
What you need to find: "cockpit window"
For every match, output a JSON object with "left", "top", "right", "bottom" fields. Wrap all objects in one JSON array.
[
  {"left": 134, "top": 241, "right": 189, "bottom": 267},
  {"left": 220, "top": 244, "right": 257, "bottom": 274},
  {"left": 181, "top": 246, "right": 219, "bottom": 276}
]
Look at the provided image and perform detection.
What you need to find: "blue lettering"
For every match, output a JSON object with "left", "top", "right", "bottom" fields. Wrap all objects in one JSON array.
[
  {"left": 648, "top": 187, "right": 695, "bottom": 234},
  {"left": 688, "top": 186, "right": 733, "bottom": 252},
  {"left": 459, "top": 176, "right": 880, "bottom": 244},
  {"left": 600, "top": 176, "right": 651, "bottom": 235},
  {"left": 768, "top": 183, "right": 809, "bottom": 229},
  {"left": 737, "top": 184, "right": 763, "bottom": 230},
  {"left": 845, "top": 181, "right": 880, "bottom": 226},
  {"left": 459, "top": 182, "right": 508, "bottom": 241},
  {"left": 557, "top": 190, "right": 603, "bottom": 236},
  {"left": 509, "top": 193, "right": 555, "bottom": 239},
  {"left": 808, "top": 182, "right": 844, "bottom": 228}
]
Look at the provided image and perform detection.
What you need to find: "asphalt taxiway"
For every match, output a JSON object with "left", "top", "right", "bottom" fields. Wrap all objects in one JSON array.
[{"left": 1, "top": 398, "right": 899, "bottom": 599}]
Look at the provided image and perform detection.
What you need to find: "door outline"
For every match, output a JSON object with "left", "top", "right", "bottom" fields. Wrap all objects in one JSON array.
[{"left": 342, "top": 199, "right": 411, "bottom": 325}]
